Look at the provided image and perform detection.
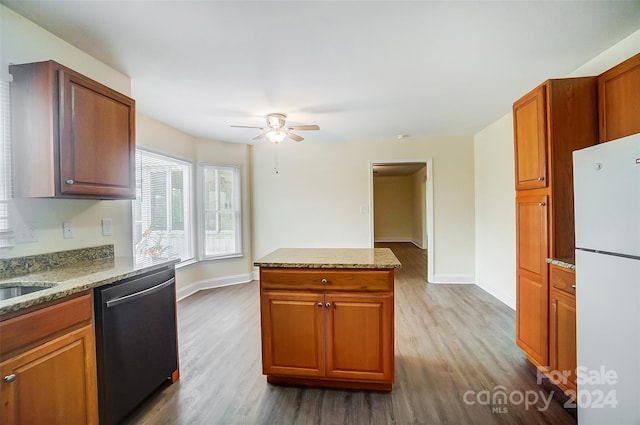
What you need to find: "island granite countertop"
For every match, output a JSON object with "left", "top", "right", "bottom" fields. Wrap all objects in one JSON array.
[
  {"left": 0, "top": 247, "right": 178, "bottom": 316},
  {"left": 254, "top": 248, "right": 401, "bottom": 269}
]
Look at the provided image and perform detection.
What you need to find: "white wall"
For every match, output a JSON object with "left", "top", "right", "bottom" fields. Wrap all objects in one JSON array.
[
  {"left": 252, "top": 136, "right": 475, "bottom": 282},
  {"left": 373, "top": 175, "right": 413, "bottom": 242},
  {"left": 2, "top": 7, "right": 256, "bottom": 296},
  {"left": 1, "top": 5, "right": 133, "bottom": 258},
  {"left": 412, "top": 167, "right": 427, "bottom": 248},
  {"left": 473, "top": 114, "right": 516, "bottom": 308},
  {"left": 473, "top": 28, "right": 640, "bottom": 310}
]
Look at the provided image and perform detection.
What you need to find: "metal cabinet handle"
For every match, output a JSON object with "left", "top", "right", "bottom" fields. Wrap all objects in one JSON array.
[
  {"left": 571, "top": 284, "right": 576, "bottom": 289},
  {"left": 66, "top": 179, "right": 74, "bottom": 185},
  {"left": 321, "top": 278, "right": 328, "bottom": 284},
  {"left": 538, "top": 202, "right": 546, "bottom": 207},
  {"left": 325, "top": 302, "right": 331, "bottom": 308},
  {"left": 537, "top": 176, "right": 545, "bottom": 181},
  {"left": 317, "top": 302, "right": 323, "bottom": 307},
  {"left": 3, "top": 374, "right": 16, "bottom": 383}
]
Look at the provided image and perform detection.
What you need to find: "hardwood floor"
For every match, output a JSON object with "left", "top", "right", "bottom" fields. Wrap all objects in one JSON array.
[{"left": 125, "top": 243, "right": 575, "bottom": 425}]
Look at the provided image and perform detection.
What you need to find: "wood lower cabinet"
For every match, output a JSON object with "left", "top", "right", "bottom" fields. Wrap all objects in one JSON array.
[
  {"left": 261, "top": 291, "right": 326, "bottom": 377},
  {"left": 515, "top": 192, "right": 549, "bottom": 367},
  {"left": 598, "top": 53, "right": 640, "bottom": 142},
  {"left": 9, "top": 60, "right": 135, "bottom": 199},
  {"left": 549, "top": 266, "right": 577, "bottom": 396},
  {"left": 0, "top": 293, "right": 98, "bottom": 425},
  {"left": 259, "top": 268, "right": 394, "bottom": 391}
]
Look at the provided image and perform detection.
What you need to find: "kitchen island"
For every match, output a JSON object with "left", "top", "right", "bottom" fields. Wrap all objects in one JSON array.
[{"left": 254, "top": 248, "right": 401, "bottom": 391}]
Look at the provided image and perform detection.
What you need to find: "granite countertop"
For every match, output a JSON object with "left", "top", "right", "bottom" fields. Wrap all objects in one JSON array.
[
  {"left": 0, "top": 256, "right": 178, "bottom": 316},
  {"left": 546, "top": 257, "right": 576, "bottom": 271},
  {"left": 254, "top": 248, "right": 402, "bottom": 269}
]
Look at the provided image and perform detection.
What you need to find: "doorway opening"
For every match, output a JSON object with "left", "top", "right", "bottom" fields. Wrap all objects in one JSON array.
[{"left": 368, "top": 159, "right": 434, "bottom": 283}]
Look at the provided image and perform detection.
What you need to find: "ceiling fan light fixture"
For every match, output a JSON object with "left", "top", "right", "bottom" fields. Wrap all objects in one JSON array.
[{"left": 266, "top": 130, "right": 287, "bottom": 143}]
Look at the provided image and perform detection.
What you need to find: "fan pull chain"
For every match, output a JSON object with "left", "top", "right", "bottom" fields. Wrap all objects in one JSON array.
[{"left": 274, "top": 143, "right": 279, "bottom": 174}]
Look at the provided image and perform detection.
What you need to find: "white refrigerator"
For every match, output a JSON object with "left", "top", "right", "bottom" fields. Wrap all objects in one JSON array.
[{"left": 573, "top": 133, "right": 640, "bottom": 425}]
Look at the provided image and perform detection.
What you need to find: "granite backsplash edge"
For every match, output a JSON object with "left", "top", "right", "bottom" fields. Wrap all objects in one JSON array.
[{"left": 0, "top": 245, "right": 114, "bottom": 280}]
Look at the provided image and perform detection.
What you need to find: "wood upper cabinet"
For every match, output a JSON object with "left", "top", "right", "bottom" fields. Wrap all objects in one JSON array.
[
  {"left": 515, "top": 192, "right": 549, "bottom": 367},
  {"left": 549, "top": 266, "right": 577, "bottom": 396},
  {"left": 259, "top": 268, "right": 395, "bottom": 390},
  {"left": 514, "top": 85, "right": 548, "bottom": 190},
  {"left": 598, "top": 53, "right": 640, "bottom": 142},
  {"left": 0, "top": 293, "right": 98, "bottom": 425},
  {"left": 9, "top": 60, "right": 135, "bottom": 199}
]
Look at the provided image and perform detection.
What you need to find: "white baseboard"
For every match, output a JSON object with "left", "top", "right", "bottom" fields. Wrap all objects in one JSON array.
[
  {"left": 374, "top": 237, "right": 425, "bottom": 249},
  {"left": 429, "top": 274, "right": 475, "bottom": 284},
  {"left": 374, "top": 237, "right": 412, "bottom": 243},
  {"left": 176, "top": 273, "right": 254, "bottom": 301},
  {"left": 474, "top": 279, "right": 516, "bottom": 310}
]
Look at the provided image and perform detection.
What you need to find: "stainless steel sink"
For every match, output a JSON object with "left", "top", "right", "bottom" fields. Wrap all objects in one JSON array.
[{"left": 0, "top": 284, "right": 55, "bottom": 301}]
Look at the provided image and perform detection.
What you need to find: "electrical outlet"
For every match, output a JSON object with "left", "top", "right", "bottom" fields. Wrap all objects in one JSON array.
[
  {"left": 63, "top": 221, "right": 74, "bottom": 239},
  {"left": 102, "top": 218, "right": 112, "bottom": 236}
]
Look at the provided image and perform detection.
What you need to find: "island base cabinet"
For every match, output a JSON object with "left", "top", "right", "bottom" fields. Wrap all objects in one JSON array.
[
  {"left": 259, "top": 268, "right": 395, "bottom": 391},
  {"left": 326, "top": 294, "right": 393, "bottom": 382},
  {"left": 0, "top": 324, "right": 98, "bottom": 425},
  {"left": 261, "top": 292, "right": 326, "bottom": 377}
]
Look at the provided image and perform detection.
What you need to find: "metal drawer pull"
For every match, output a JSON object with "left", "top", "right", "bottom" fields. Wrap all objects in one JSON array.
[
  {"left": 537, "top": 176, "right": 545, "bottom": 181},
  {"left": 538, "top": 202, "right": 546, "bottom": 207},
  {"left": 325, "top": 302, "right": 331, "bottom": 308},
  {"left": 317, "top": 302, "right": 323, "bottom": 307},
  {"left": 106, "top": 278, "right": 175, "bottom": 309},
  {"left": 321, "top": 278, "right": 328, "bottom": 284},
  {"left": 3, "top": 374, "right": 16, "bottom": 383},
  {"left": 66, "top": 179, "right": 74, "bottom": 185},
  {"left": 571, "top": 284, "right": 576, "bottom": 289}
]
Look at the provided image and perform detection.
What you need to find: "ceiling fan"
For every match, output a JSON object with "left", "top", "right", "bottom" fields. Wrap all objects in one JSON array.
[{"left": 231, "top": 113, "right": 319, "bottom": 143}]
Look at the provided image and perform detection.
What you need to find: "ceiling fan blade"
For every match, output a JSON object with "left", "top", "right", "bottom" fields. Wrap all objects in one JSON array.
[
  {"left": 286, "top": 132, "right": 304, "bottom": 142},
  {"left": 231, "top": 125, "right": 266, "bottom": 129},
  {"left": 287, "top": 125, "right": 320, "bottom": 131},
  {"left": 253, "top": 133, "right": 267, "bottom": 140}
]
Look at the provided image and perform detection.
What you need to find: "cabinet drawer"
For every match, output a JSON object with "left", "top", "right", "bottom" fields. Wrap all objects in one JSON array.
[
  {"left": 550, "top": 266, "right": 576, "bottom": 296},
  {"left": 0, "top": 292, "right": 93, "bottom": 357},
  {"left": 260, "top": 268, "right": 393, "bottom": 292}
]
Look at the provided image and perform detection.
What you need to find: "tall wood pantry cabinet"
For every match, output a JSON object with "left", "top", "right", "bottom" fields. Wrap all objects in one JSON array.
[
  {"left": 513, "top": 77, "right": 598, "bottom": 368},
  {"left": 9, "top": 60, "right": 136, "bottom": 199}
]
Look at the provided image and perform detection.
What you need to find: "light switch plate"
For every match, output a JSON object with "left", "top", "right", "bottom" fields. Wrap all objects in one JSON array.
[
  {"left": 102, "top": 218, "right": 112, "bottom": 236},
  {"left": 63, "top": 221, "right": 73, "bottom": 239}
]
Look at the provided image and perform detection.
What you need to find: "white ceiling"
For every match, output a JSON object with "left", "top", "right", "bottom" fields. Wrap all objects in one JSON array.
[{"left": 3, "top": 1, "right": 640, "bottom": 145}]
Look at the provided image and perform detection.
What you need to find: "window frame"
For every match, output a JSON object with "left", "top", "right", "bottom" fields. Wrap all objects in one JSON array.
[
  {"left": 133, "top": 147, "right": 195, "bottom": 267},
  {"left": 197, "top": 162, "right": 243, "bottom": 261}
]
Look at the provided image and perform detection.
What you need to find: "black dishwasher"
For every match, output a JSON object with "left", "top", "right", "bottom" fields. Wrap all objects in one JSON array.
[{"left": 94, "top": 265, "right": 178, "bottom": 425}]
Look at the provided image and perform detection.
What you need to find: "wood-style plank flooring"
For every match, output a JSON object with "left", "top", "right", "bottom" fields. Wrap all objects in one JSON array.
[{"left": 125, "top": 243, "right": 575, "bottom": 425}]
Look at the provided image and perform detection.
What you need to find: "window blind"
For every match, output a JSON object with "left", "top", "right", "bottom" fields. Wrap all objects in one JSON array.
[{"left": 133, "top": 149, "right": 193, "bottom": 264}]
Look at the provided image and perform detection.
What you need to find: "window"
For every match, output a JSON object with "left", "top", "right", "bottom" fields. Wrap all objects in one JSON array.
[
  {"left": 0, "top": 80, "right": 13, "bottom": 251},
  {"left": 133, "top": 149, "right": 193, "bottom": 265},
  {"left": 198, "top": 163, "right": 242, "bottom": 260}
]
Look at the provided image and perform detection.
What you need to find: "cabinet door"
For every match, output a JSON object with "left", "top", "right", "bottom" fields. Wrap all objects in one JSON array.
[
  {"left": 513, "top": 85, "right": 548, "bottom": 190},
  {"left": 58, "top": 67, "right": 135, "bottom": 198},
  {"left": 598, "top": 53, "right": 640, "bottom": 142},
  {"left": 325, "top": 293, "right": 393, "bottom": 382},
  {"left": 0, "top": 325, "right": 98, "bottom": 425},
  {"left": 549, "top": 289, "right": 577, "bottom": 394},
  {"left": 260, "top": 291, "right": 325, "bottom": 377},
  {"left": 516, "top": 194, "right": 549, "bottom": 366}
]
